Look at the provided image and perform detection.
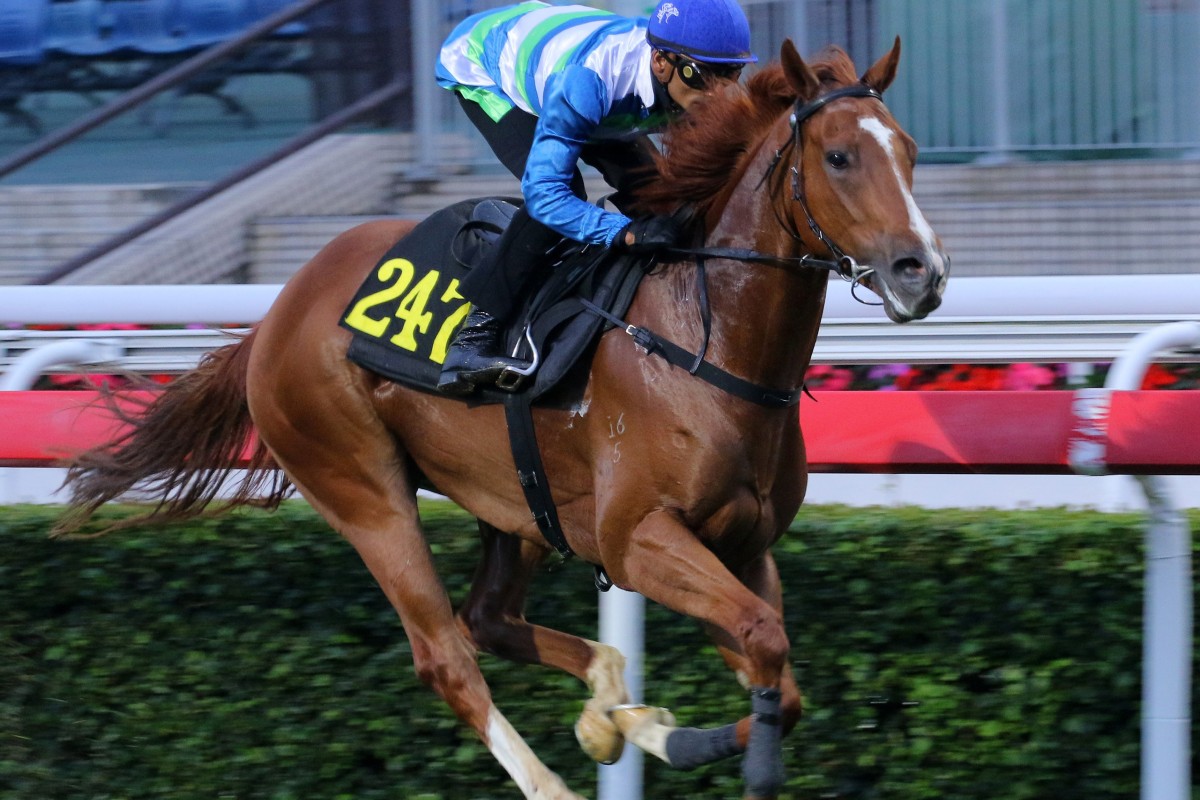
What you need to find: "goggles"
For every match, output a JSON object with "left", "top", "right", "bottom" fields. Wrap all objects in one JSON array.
[{"left": 667, "top": 54, "right": 745, "bottom": 90}]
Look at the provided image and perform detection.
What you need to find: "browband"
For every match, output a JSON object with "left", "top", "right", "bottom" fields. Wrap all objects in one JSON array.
[{"left": 791, "top": 84, "right": 883, "bottom": 128}]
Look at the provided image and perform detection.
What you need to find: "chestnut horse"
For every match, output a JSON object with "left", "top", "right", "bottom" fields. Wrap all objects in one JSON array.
[{"left": 56, "top": 39, "right": 948, "bottom": 799}]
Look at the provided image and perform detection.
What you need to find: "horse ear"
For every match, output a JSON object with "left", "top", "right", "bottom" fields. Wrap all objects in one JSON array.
[
  {"left": 861, "top": 36, "right": 901, "bottom": 94},
  {"left": 780, "top": 38, "right": 820, "bottom": 101}
]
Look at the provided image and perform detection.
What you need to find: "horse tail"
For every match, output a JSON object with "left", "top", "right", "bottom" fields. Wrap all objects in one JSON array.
[{"left": 53, "top": 329, "right": 292, "bottom": 537}]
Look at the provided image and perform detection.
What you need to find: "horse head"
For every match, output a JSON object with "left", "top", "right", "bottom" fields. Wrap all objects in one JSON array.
[{"left": 774, "top": 37, "right": 949, "bottom": 322}]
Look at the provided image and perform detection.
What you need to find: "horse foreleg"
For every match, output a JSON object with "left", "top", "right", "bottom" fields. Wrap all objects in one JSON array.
[
  {"left": 700, "top": 552, "right": 802, "bottom": 798},
  {"left": 702, "top": 551, "right": 803, "bottom": 731},
  {"left": 604, "top": 509, "right": 791, "bottom": 800},
  {"left": 457, "top": 521, "right": 634, "bottom": 764}
]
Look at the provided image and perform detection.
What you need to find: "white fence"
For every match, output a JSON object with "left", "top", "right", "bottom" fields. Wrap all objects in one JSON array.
[
  {"left": 5, "top": 275, "right": 1200, "bottom": 378},
  {"left": 3, "top": 278, "right": 1199, "bottom": 800}
]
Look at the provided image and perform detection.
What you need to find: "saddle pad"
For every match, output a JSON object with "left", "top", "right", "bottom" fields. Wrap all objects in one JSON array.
[
  {"left": 339, "top": 200, "right": 481, "bottom": 393},
  {"left": 339, "top": 197, "right": 647, "bottom": 405}
]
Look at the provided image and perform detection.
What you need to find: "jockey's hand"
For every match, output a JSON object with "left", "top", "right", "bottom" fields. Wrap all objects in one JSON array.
[{"left": 617, "top": 216, "right": 682, "bottom": 254}]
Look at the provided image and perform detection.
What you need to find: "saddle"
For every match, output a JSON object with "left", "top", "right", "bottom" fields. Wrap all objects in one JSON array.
[
  {"left": 339, "top": 197, "right": 651, "bottom": 573},
  {"left": 341, "top": 197, "right": 803, "bottom": 574},
  {"left": 339, "top": 197, "right": 647, "bottom": 407}
]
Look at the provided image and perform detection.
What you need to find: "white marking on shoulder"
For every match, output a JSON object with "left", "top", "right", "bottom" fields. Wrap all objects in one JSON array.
[
  {"left": 857, "top": 115, "right": 939, "bottom": 250},
  {"left": 566, "top": 397, "right": 591, "bottom": 429}
]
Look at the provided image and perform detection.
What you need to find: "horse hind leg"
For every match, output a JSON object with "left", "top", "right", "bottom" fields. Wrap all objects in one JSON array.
[
  {"left": 458, "top": 522, "right": 653, "bottom": 765},
  {"left": 251, "top": 399, "right": 582, "bottom": 799}
]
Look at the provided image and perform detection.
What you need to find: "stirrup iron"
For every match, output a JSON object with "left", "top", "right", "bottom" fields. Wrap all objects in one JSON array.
[{"left": 496, "top": 326, "right": 540, "bottom": 392}]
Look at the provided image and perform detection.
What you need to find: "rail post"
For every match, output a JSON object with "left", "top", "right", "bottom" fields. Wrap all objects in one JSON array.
[{"left": 1093, "top": 321, "right": 1200, "bottom": 800}]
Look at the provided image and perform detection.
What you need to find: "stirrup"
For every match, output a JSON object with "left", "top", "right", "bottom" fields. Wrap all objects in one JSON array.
[{"left": 496, "top": 326, "right": 541, "bottom": 392}]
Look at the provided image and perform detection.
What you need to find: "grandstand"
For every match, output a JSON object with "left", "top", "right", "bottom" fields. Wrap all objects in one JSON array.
[{"left": 1, "top": 0, "right": 1199, "bottom": 286}]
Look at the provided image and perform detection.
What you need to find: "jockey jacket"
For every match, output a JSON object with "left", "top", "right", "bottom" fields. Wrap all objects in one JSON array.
[{"left": 437, "top": 1, "right": 668, "bottom": 247}]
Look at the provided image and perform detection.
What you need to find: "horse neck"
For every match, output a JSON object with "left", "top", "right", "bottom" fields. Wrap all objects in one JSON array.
[{"left": 687, "top": 145, "right": 830, "bottom": 392}]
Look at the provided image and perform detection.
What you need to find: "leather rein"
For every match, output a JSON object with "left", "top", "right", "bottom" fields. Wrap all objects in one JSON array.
[{"left": 585, "top": 84, "right": 888, "bottom": 409}]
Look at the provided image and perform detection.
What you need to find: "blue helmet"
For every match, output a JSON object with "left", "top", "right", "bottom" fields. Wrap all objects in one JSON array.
[{"left": 646, "top": 0, "right": 758, "bottom": 65}]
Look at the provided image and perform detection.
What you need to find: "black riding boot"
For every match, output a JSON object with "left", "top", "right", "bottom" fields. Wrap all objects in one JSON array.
[
  {"left": 438, "top": 208, "right": 561, "bottom": 396},
  {"left": 436, "top": 308, "right": 528, "bottom": 396},
  {"left": 458, "top": 206, "right": 561, "bottom": 321}
]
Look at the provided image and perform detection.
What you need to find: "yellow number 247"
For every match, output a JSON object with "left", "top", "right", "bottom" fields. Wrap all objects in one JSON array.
[{"left": 344, "top": 258, "right": 470, "bottom": 364}]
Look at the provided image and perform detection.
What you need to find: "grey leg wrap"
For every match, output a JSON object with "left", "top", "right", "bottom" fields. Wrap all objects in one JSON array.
[
  {"left": 742, "top": 687, "right": 785, "bottom": 797},
  {"left": 664, "top": 723, "right": 742, "bottom": 770}
]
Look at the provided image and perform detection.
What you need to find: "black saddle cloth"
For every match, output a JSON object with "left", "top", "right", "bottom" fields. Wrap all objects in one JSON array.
[{"left": 339, "top": 197, "right": 646, "bottom": 405}]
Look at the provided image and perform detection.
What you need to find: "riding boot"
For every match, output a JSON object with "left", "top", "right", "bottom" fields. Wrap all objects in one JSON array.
[
  {"left": 436, "top": 308, "right": 528, "bottom": 396},
  {"left": 458, "top": 206, "right": 561, "bottom": 325},
  {"left": 439, "top": 207, "right": 562, "bottom": 396}
]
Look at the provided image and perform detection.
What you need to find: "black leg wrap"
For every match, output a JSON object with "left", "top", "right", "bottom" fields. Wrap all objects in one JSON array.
[
  {"left": 742, "top": 687, "right": 785, "bottom": 797},
  {"left": 664, "top": 723, "right": 742, "bottom": 770}
]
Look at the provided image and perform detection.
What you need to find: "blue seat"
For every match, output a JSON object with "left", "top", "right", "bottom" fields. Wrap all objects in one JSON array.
[
  {"left": 102, "top": 0, "right": 187, "bottom": 55},
  {"left": 246, "top": 0, "right": 306, "bottom": 37},
  {"left": 175, "top": 0, "right": 249, "bottom": 48},
  {"left": 0, "top": 0, "right": 48, "bottom": 65},
  {"left": 44, "top": 0, "right": 111, "bottom": 56}
]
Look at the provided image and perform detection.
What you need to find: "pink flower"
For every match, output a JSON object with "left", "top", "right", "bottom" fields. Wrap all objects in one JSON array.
[{"left": 1004, "top": 363, "right": 1057, "bottom": 391}]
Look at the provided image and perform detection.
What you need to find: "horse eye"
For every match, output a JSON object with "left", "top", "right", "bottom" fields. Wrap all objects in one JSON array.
[{"left": 825, "top": 151, "right": 849, "bottom": 169}]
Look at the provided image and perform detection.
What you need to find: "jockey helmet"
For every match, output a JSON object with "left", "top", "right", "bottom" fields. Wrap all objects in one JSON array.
[{"left": 646, "top": 0, "right": 758, "bottom": 65}]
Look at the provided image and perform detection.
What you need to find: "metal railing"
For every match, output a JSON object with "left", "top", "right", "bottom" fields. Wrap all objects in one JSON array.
[
  {"left": 4, "top": 275, "right": 1200, "bottom": 384},
  {"left": 2, "top": 0, "right": 409, "bottom": 285},
  {"left": 1, "top": 281, "right": 1197, "bottom": 800}
]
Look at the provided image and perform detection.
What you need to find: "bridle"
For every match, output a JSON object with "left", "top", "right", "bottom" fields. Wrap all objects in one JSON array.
[
  {"left": 774, "top": 85, "right": 884, "bottom": 280},
  {"left": 667, "top": 83, "right": 887, "bottom": 303},
  {"left": 580, "top": 84, "right": 897, "bottom": 410}
]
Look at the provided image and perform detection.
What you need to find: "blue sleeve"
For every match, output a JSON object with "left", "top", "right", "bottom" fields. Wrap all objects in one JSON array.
[{"left": 522, "top": 66, "right": 632, "bottom": 247}]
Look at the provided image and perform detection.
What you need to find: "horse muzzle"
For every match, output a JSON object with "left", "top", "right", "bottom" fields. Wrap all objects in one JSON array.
[{"left": 865, "top": 247, "right": 950, "bottom": 323}]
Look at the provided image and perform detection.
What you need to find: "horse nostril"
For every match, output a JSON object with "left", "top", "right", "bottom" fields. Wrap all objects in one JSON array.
[{"left": 891, "top": 256, "right": 927, "bottom": 284}]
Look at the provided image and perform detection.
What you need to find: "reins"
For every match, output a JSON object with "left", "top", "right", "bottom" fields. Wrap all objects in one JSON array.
[
  {"left": 669, "top": 84, "right": 887, "bottom": 303},
  {"left": 581, "top": 83, "right": 891, "bottom": 411},
  {"left": 521, "top": 84, "right": 888, "bottom": 570}
]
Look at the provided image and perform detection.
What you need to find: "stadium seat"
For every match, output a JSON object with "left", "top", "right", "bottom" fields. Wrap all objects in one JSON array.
[
  {"left": 175, "top": 0, "right": 249, "bottom": 48},
  {"left": 102, "top": 0, "right": 187, "bottom": 55},
  {"left": 1, "top": 0, "right": 48, "bottom": 134},
  {"left": 246, "top": 0, "right": 307, "bottom": 36},
  {"left": 44, "top": 0, "right": 112, "bottom": 56},
  {"left": 0, "top": 0, "right": 48, "bottom": 65}
]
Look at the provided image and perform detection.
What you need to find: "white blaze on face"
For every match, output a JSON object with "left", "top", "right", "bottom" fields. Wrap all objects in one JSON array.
[{"left": 857, "top": 115, "right": 940, "bottom": 258}]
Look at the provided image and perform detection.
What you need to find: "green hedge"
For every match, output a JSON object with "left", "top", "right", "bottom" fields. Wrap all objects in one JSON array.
[{"left": 0, "top": 502, "right": 1186, "bottom": 799}]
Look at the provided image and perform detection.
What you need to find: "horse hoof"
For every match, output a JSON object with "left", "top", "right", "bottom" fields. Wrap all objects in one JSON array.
[
  {"left": 575, "top": 698, "right": 624, "bottom": 764},
  {"left": 608, "top": 704, "right": 676, "bottom": 737}
]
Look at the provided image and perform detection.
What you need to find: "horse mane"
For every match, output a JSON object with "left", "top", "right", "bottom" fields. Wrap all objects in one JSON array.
[{"left": 632, "top": 46, "right": 860, "bottom": 220}]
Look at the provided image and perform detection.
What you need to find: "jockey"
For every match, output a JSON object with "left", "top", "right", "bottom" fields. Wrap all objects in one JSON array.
[{"left": 435, "top": 0, "right": 757, "bottom": 395}]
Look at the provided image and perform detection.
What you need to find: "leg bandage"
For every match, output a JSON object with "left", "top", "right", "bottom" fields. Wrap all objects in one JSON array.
[
  {"left": 664, "top": 723, "right": 742, "bottom": 770},
  {"left": 742, "top": 687, "right": 785, "bottom": 797}
]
